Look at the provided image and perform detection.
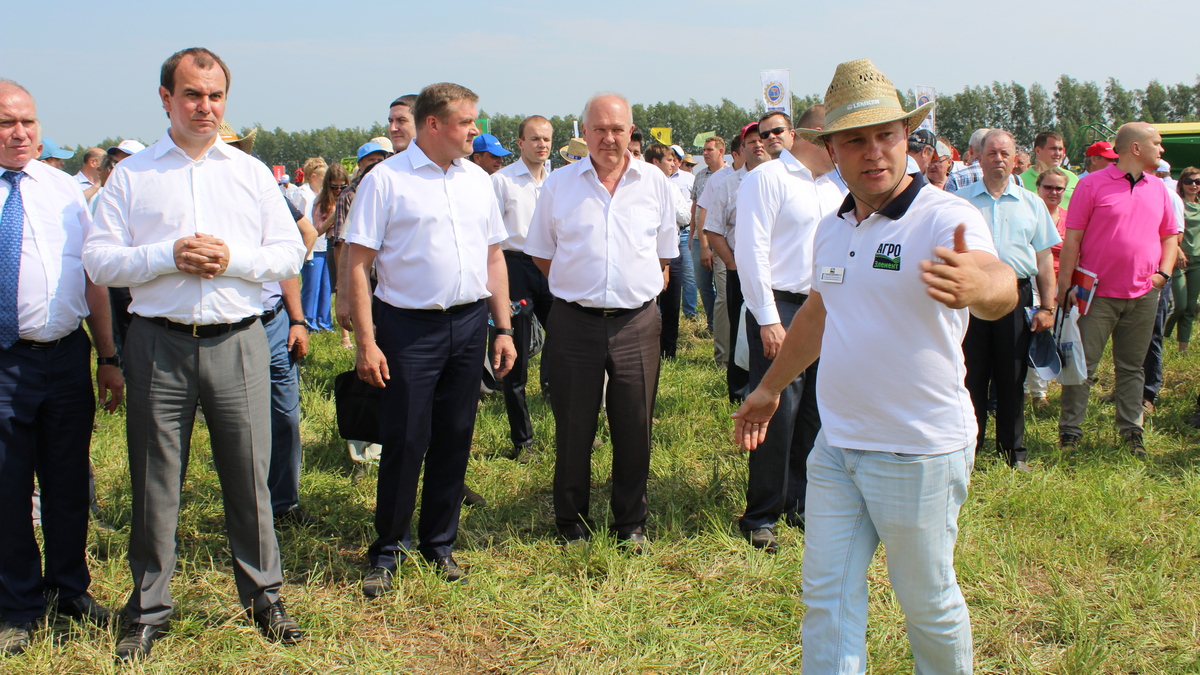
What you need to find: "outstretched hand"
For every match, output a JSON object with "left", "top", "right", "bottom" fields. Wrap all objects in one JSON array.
[
  {"left": 919, "top": 224, "right": 990, "bottom": 309},
  {"left": 731, "top": 387, "right": 781, "bottom": 451}
]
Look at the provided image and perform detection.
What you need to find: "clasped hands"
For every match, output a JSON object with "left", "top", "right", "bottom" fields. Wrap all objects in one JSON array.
[{"left": 174, "top": 233, "right": 230, "bottom": 279}]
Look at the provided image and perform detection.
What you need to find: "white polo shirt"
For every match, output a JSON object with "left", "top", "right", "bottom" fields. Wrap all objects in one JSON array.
[
  {"left": 810, "top": 175, "right": 998, "bottom": 455},
  {"left": 525, "top": 153, "right": 678, "bottom": 309},
  {"left": 492, "top": 159, "right": 546, "bottom": 252},
  {"left": 343, "top": 141, "right": 504, "bottom": 311},
  {"left": 1, "top": 159, "right": 92, "bottom": 341},
  {"left": 701, "top": 166, "right": 746, "bottom": 251},
  {"left": 735, "top": 149, "right": 846, "bottom": 325}
]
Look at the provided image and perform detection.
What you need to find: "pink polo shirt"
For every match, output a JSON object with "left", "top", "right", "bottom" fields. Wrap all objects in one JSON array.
[{"left": 1065, "top": 164, "right": 1176, "bottom": 299}]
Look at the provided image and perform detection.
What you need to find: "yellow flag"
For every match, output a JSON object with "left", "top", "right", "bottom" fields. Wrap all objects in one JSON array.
[{"left": 650, "top": 127, "right": 672, "bottom": 145}]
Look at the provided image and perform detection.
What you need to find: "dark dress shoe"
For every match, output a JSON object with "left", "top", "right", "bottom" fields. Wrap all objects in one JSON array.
[
  {"left": 462, "top": 486, "right": 487, "bottom": 507},
  {"left": 115, "top": 622, "right": 168, "bottom": 662},
  {"left": 745, "top": 527, "right": 779, "bottom": 553},
  {"left": 363, "top": 566, "right": 394, "bottom": 598},
  {"left": 428, "top": 555, "right": 464, "bottom": 582},
  {"left": 274, "top": 505, "right": 320, "bottom": 528},
  {"left": 53, "top": 593, "right": 113, "bottom": 625},
  {"left": 250, "top": 599, "right": 304, "bottom": 644},
  {"left": 1, "top": 621, "right": 33, "bottom": 656},
  {"left": 618, "top": 532, "right": 648, "bottom": 555}
]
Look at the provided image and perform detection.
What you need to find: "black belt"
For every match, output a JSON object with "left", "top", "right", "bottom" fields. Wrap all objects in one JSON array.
[
  {"left": 1018, "top": 277, "right": 1032, "bottom": 287},
  {"left": 773, "top": 289, "right": 808, "bottom": 305},
  {"left": 502, "top": 249, "right": 533, "bottom": 260},
  {"left": 260, "top": 300, "right": 286, "bottom": 324},
  {"left": 14, "top": 337, "right": 66, "bottom": 350},
  {"left": 142, "top": 315, "right": 259, "bottom": 338},
  {"left": 564, "top": 299, "right": 652, "bottom": 318},
  {"left": 407, "top": 299, "right": 484, "bottom": 315}
]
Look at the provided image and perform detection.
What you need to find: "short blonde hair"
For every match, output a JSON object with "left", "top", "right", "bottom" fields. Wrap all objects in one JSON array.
[{"left": 302, "top": 157, "right": 327, "bottom": 176}]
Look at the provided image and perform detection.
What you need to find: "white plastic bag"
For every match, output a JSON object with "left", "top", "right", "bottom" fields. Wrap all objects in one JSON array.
[
  {"left": 734, "top": 303, "right": 749, "bottom": 371},
  {"left": 1055, "top": 306, "right": 1087, "bottom": 386}
]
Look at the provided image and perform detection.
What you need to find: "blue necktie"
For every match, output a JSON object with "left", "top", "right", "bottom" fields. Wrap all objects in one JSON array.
[{"left": 0, "top": 170, "right": 27, "bottom": 348}]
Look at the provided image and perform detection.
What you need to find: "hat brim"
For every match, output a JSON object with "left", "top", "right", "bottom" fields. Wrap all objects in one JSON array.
[
  {"left": 559, "top": 147, "right": 584, "bottom": 163},
  {"left": 796, "top": 101, "right": 935, "bottom": 143},
  {"left": 230, "top": 128, "right": 257, "bottom": 155}
]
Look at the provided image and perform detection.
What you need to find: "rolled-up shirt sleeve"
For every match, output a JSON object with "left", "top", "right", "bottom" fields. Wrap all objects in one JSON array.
[{"left": 343, "top": 172, "right": 387, "bottom": 250}]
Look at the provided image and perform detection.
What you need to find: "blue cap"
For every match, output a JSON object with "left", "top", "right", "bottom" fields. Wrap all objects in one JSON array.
[
  {"left": 471, "top": 134, "right": 511, "bottom": 157},
  {"left": 38, "top": 137, "right": 74, "bottom": 160},
  {"left": 356, "top": 141, "right": 388, "bottom": 162}
]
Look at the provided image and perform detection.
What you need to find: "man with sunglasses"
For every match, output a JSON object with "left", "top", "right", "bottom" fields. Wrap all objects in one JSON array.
[{"left": 733, "top": 106, "right": 845, "bottom": 551}]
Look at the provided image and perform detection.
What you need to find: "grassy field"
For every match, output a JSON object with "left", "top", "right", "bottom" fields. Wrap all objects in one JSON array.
[{"left": 5, "top": 318, "right": 1200, "bottom": 674}]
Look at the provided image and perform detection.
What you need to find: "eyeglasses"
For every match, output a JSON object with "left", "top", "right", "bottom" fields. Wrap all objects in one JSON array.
[
  {"left": 758, "top": 126, "right": 790, "bottom": 139},
  {"left": 1038, "top": 185, "right": 1066, "bottom": 193},
  {"left": 1182, "top": 178, "right": 1200, "bottom": 186},
  {"left": 330, "top": 184, "right": 348, "bottom": 191}
]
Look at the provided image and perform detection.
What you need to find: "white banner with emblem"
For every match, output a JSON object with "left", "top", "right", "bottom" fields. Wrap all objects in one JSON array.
[
  {"left": 915, "top": 85, "right": 936, "bottom": 132},
  {"left": 760, "top": 69, "right": 791, "bottom": 118}
]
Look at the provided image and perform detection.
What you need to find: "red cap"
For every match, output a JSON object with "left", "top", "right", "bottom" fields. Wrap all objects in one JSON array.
[
  {"left": 740, "top": 122, "right": 759, "bottom": 142},
  {"left": 1084, "top": 141, "right": 1118, "bottom": 159}
]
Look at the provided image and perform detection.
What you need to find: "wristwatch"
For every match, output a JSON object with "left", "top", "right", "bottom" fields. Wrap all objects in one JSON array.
[
  {"left": 1155, "top": 270, "right": 1171, "bottom": 281},
  {"left": 494, "top": 327, "right": 515, "bottom": 337},
  {"left": 289, "top": 319, "right": 307, "bottom": 327},
  {"left": 97, "top": 355, "right": 121, "bottom": 368}
]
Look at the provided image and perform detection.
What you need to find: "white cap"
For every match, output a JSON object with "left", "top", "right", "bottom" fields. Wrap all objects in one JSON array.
[
  {"left": 935, "top": 141, "right": 953, "bottom": 159},
  {"left": 670, "top": 144, "right": 685, "bottom": 160},
  {"left": 1158, "top": 159, "right": 1172, "bottom": 173},
  {"left": 108, "top": 139, "right": 147, "bottom": 156}
]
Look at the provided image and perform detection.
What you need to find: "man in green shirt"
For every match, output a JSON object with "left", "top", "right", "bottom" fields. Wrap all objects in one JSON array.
[{"left": 1020, "top": 131, "right": 1079, "bottom": 208}]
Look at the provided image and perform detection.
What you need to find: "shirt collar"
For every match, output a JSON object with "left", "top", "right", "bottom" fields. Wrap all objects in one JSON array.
[
  {"left": 153, "top": 129, "right": 236, "bottom": 161},
  {"left": 580, "top": 152, "right": 643, "bottom": 179},
  {"left": 837, "top": 173, "right": 927, "bottom": 221},
  {"left": 779, "top": 148, "right": 810, "bottom": 177},
  {"left": 507, "top": 159, "right": 532, "bottom": 177},
  {"left": 966, "top": 175, "right": 1023, "bottom": 200},
  {"left": 404, "top": 140, "right": 462, "bottom": 173}
]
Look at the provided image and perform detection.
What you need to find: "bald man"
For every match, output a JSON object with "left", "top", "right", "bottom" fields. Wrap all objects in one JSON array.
[{"left": 1055, "top": 122, "right": 1178, "bottom": 457}]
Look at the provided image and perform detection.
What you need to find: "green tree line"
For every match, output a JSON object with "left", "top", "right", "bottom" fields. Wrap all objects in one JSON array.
[{"left": 62, "top": 75, "right": 1200, "bottom": 175}]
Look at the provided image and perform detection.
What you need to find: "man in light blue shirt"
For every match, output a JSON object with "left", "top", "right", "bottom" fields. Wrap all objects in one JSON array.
[{"left": 962, "top": 129, "right": 1061, "bottom": 472}]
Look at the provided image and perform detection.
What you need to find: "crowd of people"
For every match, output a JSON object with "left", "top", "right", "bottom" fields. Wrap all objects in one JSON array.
[{"left": 2, "top": 48, "right": 1195, "bottom": 674}]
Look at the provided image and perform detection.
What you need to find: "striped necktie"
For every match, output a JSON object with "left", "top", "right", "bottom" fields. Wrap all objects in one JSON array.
[{"left": 0, "top": 170, "right": 27, "bottom": 348}]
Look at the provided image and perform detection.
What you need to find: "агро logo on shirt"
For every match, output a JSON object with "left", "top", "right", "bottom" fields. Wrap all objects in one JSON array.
[{"left": 873, "top": 243, "right": 902, "bottom": 271}]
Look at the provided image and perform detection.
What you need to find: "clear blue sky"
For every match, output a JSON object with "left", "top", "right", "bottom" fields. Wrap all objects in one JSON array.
[{"left": 5, "top": 0, "right": 1193, "bottom": 148}]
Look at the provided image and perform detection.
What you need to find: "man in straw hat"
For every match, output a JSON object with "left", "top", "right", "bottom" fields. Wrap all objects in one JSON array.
[{"left": 733, "top": 58, "right": 1018, "bottom": 673}]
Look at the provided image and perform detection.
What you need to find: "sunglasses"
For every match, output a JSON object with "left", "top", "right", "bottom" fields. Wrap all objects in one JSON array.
[
  {"left": 1182, "top": 178, "right": 1200, "bottom": 186},
  {"left": 759, "top": 126, "right": 790, "bottom": 139},
  {"left": 330, "top": 184, "right": 349, "bottom": 191},
  {"left": 1038, "top": 185, "right": 1066, "bottom": 193}
]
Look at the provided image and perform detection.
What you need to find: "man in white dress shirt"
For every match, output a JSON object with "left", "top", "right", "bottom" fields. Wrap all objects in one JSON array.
[
  {"left": 73, "top": 147, "right": 104, "bottom": 189},
  {"left": 0, "top": 79, "right": 123, "bottom": 657},
  {"left": 734, "top": 105, "right": 846, "bottom": 551},
  {"left": 493, "top": 115, "right": 554, "bottom": 463},
  {"left": 346, "top": 82, "right": 516, "bottom": 593},
  {"left": 525, "top": 93, "right": 678, "bottom": 548},
  {"left": 85, "top": 48, "right": 307, "bottom": 661}
]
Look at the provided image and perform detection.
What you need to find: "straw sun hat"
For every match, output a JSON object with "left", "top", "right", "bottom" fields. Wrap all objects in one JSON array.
[
  {"left": 796, "top": 59, "right": 934, "bottom": 143},
  {"left": 559, "top": 137, "right": 589, "bottom": 163}
]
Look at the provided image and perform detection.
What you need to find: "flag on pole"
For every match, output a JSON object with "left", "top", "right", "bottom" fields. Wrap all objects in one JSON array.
[
  {"left": 692, "top": 131, "right": 717, "bottom": 147},
  {"left": 914, "top": 86, "right": 936, "bottom": 133},
  {"left": 760, "top": 69, "right": 791, "bottom": 117},
  {"left": 650, "top": 127, "right": 672, "bottom": 145}
]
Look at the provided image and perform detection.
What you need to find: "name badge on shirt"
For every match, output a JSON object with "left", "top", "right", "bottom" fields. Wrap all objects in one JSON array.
[{"left": 820, "top": 266, "right": 845, "bottom": 284}]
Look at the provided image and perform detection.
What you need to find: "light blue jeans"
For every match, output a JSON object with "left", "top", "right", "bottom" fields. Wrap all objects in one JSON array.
[
  {"left": 802, "top": 433, "right": 974, "bottom": 675},
  {"left": 679, "top": 227, "right": 697, "bottom": 318}
]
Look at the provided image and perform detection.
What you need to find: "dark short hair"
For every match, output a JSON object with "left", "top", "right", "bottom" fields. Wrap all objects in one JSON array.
[
  {"left": 729, "top": 136, "right": 742, "bottom": 155},
  {"left": 390, "top": 94, "right": 417, "bottom": 109},
  {"left": 758, "top": 111, "right": 792, "bottom": 128},
  {"left": 518, "top": 115, "right": 552, "bottom": 140},
  {"left": 413, "top": 83, "right": 479, "bottom": 129},
  {"left": 1033, "top": 131, "right": 1064, "bottom": 149},
  {"left": 630, "top": 128, "right": 644, "bottom": 145},
  {"left": 160, "top": 48, "right": 230, "bottom": 94},
  {"left": 643, "top": 143, "right": 671, "bottom": 163}
]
